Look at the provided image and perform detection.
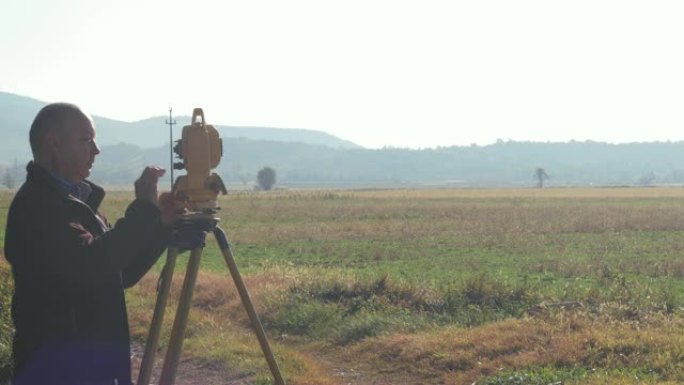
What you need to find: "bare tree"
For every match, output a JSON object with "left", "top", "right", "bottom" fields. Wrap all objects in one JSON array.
[
  {"left": 2, "top": 169, "right": 15, "bottom": 189},
  {"left": 231, "top": 163, "right": 251, "bottom": 186},
  {"left": 2, "top": 158, "right": 23, "bottom": 189},
  {"left": 637, "top": 171, "right": 656, "bottom": 186},
  {"left": 533, "top": 167, "right": 549, "bottom": 188}
]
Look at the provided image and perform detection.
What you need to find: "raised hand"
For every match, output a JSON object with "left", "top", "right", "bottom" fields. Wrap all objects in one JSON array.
[{"left": 134, "top": 166, "right": 166, "bottom": 205}]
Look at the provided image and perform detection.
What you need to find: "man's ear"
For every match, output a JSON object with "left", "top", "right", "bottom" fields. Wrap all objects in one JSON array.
[{"left": 43, "top": 131, "right": 61, "bottom": 155}]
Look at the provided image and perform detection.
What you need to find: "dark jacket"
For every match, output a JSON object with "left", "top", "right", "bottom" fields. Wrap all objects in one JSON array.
[{"left": 4, "top": 162, "right": 169, "bottom": 385}]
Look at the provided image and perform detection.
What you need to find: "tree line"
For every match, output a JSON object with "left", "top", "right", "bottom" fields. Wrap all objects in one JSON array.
[{"left": 5, "top": 139, "right": 684, "bottom": 188}]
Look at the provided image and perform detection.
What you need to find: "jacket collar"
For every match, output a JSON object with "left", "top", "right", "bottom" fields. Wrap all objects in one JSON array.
[{"left": 25, "top": 161, "right": 106, "bottom": 211}]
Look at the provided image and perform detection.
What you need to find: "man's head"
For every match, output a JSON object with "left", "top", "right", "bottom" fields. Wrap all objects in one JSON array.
[{"left": 30, "top": 103, "right": 101, "bottom": 183}]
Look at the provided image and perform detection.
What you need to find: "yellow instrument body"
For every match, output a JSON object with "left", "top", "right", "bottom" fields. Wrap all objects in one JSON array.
[{"left": 173, "top": 108, "right": 226, "bottom": 211}]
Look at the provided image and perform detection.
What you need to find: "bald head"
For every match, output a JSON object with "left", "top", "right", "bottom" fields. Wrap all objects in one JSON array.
[
  {"left": 30, "top": 103, "right": 91, "bottom": 157},
  {"left": 29, "top": 102, "right": 100, "bottom": 182}
]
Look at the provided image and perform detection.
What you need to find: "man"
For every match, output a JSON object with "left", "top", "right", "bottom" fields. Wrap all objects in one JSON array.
[{"left": 4, "top": 103, "right": 175, "bottom": 385}]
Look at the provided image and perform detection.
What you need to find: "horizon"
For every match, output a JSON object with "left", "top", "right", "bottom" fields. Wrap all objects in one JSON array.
[
  {"left": 2, "top": 1, "right": 683, "bottom": 149},
  {"left": 6, "top": 89, "right": 684, "bottom": 150}
]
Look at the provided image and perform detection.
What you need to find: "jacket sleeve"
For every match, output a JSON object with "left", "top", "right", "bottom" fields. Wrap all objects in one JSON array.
[
  {"left": 121, "top": 224, "right": 171, "bottom": 288},
  {"left": 32, "top": 199, "right": 167, "bottom": 286}
]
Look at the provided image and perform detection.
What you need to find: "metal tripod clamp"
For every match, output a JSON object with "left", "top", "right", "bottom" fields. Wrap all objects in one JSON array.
[{"left": 168, "top": 217, "right": 219, "bottom": 250}]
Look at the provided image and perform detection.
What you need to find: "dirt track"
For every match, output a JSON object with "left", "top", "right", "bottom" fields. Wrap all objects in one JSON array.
[{"left": 130, "top": 342, "right": 256, "bottom": 385}]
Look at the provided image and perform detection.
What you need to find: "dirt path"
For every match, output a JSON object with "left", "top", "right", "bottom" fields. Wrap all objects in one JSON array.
[
  {"left": 130, "top": 342, "right": 256, "bottom": 385},
  {"left": 129, "top": 340, "right": 426, "bottom": 385}
]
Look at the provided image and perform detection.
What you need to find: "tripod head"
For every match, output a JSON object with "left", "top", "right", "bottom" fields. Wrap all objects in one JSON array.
[{"left": 172, "top": 108, "right": 227, "bottom": 213}]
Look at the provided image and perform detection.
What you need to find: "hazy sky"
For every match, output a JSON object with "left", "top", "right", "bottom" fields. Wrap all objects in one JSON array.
[{"left": 1, "top": 0, "right": 683, "bottom": 149}]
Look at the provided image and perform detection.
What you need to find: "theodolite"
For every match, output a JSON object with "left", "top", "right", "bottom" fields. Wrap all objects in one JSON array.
[
  {"left": 137, "top": 108, "right": 284, "bottom": 385},
  {"left": 171, "top": 108, "right": 227, "bottom": 212}
]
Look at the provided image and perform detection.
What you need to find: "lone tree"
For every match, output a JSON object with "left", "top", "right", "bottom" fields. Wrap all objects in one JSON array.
[
  {"left": 533, "top": 167, "right": 549, "bottom": 188},
  {"left": 256, "top": 166, "right": 277, "bottom": 191},
  {"left": 637, "top": 171, "right": 656, "bottom": 186}
]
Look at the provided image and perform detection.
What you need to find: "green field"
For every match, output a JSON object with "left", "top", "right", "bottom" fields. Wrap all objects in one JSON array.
[{"left": 3, "top": 188, "right": 684, "bottom": 384}]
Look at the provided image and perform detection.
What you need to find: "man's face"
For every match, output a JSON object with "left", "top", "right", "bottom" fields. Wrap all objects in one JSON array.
[{"left": 53, "top": 113, "right": 101, "bottom": 183}]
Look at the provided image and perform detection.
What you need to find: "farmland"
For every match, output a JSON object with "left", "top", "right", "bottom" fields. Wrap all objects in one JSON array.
[{"left": 3, "top": 188, "right": 684, "bottom": 384}]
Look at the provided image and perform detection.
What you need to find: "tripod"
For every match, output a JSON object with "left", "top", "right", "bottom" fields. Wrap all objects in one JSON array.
[{"left": 137, "top": 215, "right": 285, "bottom": 385}]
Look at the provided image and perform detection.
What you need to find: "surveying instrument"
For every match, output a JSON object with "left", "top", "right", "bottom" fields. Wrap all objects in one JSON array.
[{"left": 137, "top": 108, "right": 285, "bottom": 385}]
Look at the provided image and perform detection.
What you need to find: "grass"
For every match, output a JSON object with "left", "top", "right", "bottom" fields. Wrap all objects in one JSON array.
[
  {"left": 4, "top": 187, "right": 684, "bottom": 384},
  {"left": 0, "top": 259, "right": 13, "bottom": 382}
]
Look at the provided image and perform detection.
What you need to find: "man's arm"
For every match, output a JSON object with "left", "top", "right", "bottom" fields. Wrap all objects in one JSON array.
[
  {"left": 18, "top": 167, "right": 173, "bottom": 286},
  {"left": 121, "top": 190, "right": 177, "bottom": 288},
  {"left": 35, "top": 198, "right": 165, "bottom": 286},
  {"left": 121, "top": 225, "right": 170, "bottom": 288}
]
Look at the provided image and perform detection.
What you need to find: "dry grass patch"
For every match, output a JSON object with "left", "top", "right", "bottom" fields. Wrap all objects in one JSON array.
[
  {"left": 342, "top": 313, "right": 684, "bottom": 385},
  {"left": 127, "top": 267, "right": 335, "bottom": 384}
]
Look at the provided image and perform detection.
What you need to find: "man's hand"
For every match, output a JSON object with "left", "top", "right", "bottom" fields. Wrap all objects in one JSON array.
[
  {"left": 158, "top": 192, "right": 179, "bottom": 225},
  {"left": 134, "top": 166, "right": 166, "bottom": 205}
]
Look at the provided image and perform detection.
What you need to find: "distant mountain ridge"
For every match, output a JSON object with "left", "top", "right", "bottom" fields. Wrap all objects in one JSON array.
[
  {"left": 3, "top": 91, "right": 684, "bottom": 188},
  {"left": 97, "top": 116, "right": 361, "bottom": 150},
  {"left": 0, "top": 91, "right": 361, "bottom": 163}
]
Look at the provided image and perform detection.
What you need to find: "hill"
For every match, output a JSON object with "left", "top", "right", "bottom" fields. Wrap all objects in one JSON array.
[
  {"left": 0, "top": 91, "right": 361, "bottom": 164},
  {"left": 3, "top": 91, "right": 684, "bottom": 188},
  {"left": 96, "top": 116, "right": 361, "bottom": 150}
]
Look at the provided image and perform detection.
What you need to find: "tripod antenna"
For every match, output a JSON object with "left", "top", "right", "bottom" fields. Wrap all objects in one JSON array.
[{"left": 166, "top": 106, "right": 177, "bottom": 187}]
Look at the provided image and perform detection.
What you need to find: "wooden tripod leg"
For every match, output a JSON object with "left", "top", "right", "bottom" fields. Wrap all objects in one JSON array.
[
  {"left": 158, "top": 248, "right": 204, "bottom": 385},
  {"left": 214, "top": 227, "right": 286, "bottom": 385},
  {"left": 138, "top": 247, "right": 179, "bottom": 385}
]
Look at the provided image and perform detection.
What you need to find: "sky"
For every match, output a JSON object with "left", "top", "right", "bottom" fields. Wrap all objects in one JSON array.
[{"left": 1, "top": 0, "right": 683, "bottom": 149}]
